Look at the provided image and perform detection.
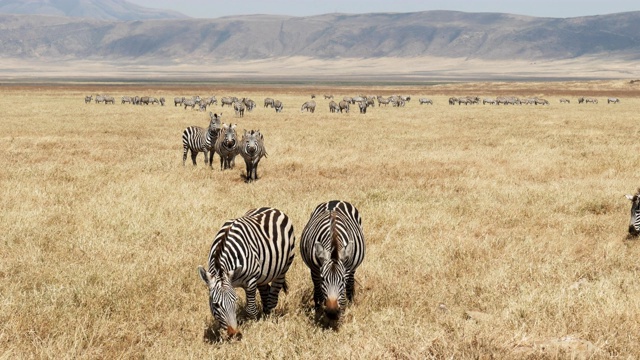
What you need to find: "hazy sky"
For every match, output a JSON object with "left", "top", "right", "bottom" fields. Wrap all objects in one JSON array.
[{"left": 128, "top": 0, "right": 639, "bottom": 19}]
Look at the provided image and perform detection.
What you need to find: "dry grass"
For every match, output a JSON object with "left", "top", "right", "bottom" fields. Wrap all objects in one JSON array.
[{"left": 2, "top": 81, "right": 640, "bottom": 359}]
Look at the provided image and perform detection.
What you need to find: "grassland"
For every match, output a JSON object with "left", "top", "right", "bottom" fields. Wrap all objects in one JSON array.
[{"left": 1, "top": 80, "right": 640, "bottom": 359}]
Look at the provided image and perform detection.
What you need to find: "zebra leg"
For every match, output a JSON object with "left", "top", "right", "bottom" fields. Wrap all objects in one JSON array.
[
  {"left": 266, "top": 274, "right": 288, "bottom": 313},
  {"left": 208, "top": 150, "right": 214, "bottom": 168},
  {"left": 203, "top": 150, "right": 209, "bottom": 166},
  {"left": 244, "top": 161, "right": 252, "bottom": 182},
  {"left": 244, "top": 280, "right": 260, "bottom": 319},
  {"left": 346, "top": 271, "right": 356, "bottom": 303},
  {"left": 310, "top": 270, "right": 323, "bottom": 312},
  {"left": 258, "top": 284, "right": 271, "bottom": 314},
  {"left": 190, "top": 151, "right": 198, "bottom": 166}
]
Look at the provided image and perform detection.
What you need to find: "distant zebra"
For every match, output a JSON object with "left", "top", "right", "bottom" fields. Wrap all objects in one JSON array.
[
  {"left": 104, "top": 96, "right": 115, "bottom": 104},
  {"left": 95, "top": 95, "right": 105, "bottom": 104},
  {"left": 301, "top": 100, "right": 316, "bottom": 113},
  {"left": 338, "top": 100, "right": 350, "bottom": 113},
  {"left": 183, "top": 99, "right": 196, "bottom": 110},
  {"left": 220, "top": 97, "right": 235, "bottom": 107},
  {"left": 377, "top": 97, "right": 390, "bottom": 107},
  {"left": 198, "top": 207, "right": 295, "bottom": 338},
  {"left": 182, "top": 112, "right": 221, "bottom": 167},
  {"left": 311, "top": 94, "right": 316, "bottom": 99},
  {"left": 239, "top": 130, "right": 267, "bottom": 182},
  {"left": 243, "top": 98, "right": 256, "bottom": 112},
  {"left": 608, "top": 97, "right": 620, "bottom": 104},
  {"left": 175, "top": 97, "right": 185, "bottom": 107},
  {"left": 329, "top": 100, "right": 339, "bottom": 113},
  {"left": 215, "top": 123, "right": 239, "bottom": 170},
  {"left": 233, "top": 101, "right": 245, "bottom": 117},
  {"left": 559, "top": 98, "right": 570, "bottom": 104},
  {"left": 85, "top": 95, "right": 92, "bottom": 104},
  {"left": 159, "top": 97, "right": 165, "bottom": 106},
  {"left": 585, "top": 97, "right": 598, "bottom": 104},
  {"left": 448, "top": 97, "right": 458, "bottom": 105},
  {"left": 140, "top": 96, "right": 150, "bottom": 105},
  {"left": 419, "top": 98, "right": 433, "bottom": 105},
  {"left": 121, "top": 96, "right": 132, "bottom": 104},
  {"left": 300, "top": 200, "right": 365, "bottom": 323},
  {"left": 358, "top": 101, "right": 367, "bottom": 114},
  {"left": 274, "top": 100, "right": 283, "bottom": 113},
  {"left": 324, "top": 95, "right": 334, "bottom": 99},
  {"left": 264, "top": 98, "right": 275, "bottom": 108},
  {"left": 578, "top": 97, "right": 585, "bottom": 104}
]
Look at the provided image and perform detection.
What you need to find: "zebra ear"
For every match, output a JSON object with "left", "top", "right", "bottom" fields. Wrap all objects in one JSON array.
[
  {"left": 198, "top": 266, "right": 213, "bottom": 286},
  {"left": 626, "top": 194, "right": 635, "bottom": 201},
  {"left": 314, "top": 243, "right": 329, "bottom": 264},
  {"left": 340, "top": 240, "right": 354, "bottom": 260}
]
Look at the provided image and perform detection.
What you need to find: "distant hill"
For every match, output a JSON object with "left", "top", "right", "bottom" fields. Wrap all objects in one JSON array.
[
  {"left": 0, "top": 10, "right": 638, "bottom": 62},
  {"left": 0, "top": 0, "right": 187, "bottom": 21}
]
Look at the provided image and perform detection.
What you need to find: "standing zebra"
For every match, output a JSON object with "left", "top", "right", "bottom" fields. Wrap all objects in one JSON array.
[
  {"left": 198, "top": 207, "right": 296, "bottom": 338},
  {"left": 85, "top": 95, "right": 92, "bottom": 104},
  {"left": 300, "top": 200, "right": 365, "bottom": 323},
  {"left": 233, "top": 101, "right": 245, "bottom": 117},
  {"left": 182, "top": 112, "right": 222, "bottom": 167},
  {"left": 329, "top": 100, "right": 339, "bottom": 113},
  {"left": 239, "top": 130, "right": 267, "bottom": 182},
  {"left": 608, "top": 98, "right": 620, "bottom": 104},
  {"left": 626, "top": 189, "right": 640, "bottom": 237},
  {"left": 215, "top": 123, "right": 239, "bottom": 170},
  {"left": 274, "top": 100, "right": 283, "bottom": 113},
  {"left": 419, "top": 98, "right": 433, "bottom": 105},
  {"left": 264, "top": 98, "right": 275, "bottom": 108},
  {"left": 301, "top": 100, "right": 316, "bottom": 113}
]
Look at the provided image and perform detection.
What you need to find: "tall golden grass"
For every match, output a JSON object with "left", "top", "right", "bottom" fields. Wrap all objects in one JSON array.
[{"left": 1, "top": 82, "right": 640, "bottom": 359}]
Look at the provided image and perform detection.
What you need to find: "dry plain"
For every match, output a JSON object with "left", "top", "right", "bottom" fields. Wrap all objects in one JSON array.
[{"left": 2, "top": 80, "right": 640, "bottom": 359}]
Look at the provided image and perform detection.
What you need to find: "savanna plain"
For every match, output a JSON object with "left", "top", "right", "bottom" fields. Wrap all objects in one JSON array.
[{"left": 2, "top": 80, "right": 640, "bottom": 359}]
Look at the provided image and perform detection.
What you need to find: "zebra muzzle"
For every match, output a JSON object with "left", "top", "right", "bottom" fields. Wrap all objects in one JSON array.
[
  {"left": 324, "top": 298, "right": 341, "bottom": 320},
  {"left": 628, "top": 225, "right": 639, "bottom": 236}
]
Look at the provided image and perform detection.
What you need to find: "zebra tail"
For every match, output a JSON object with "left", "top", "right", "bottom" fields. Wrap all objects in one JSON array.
[{"left": 282, "top": 278, "right": 289, "bottom": 294}]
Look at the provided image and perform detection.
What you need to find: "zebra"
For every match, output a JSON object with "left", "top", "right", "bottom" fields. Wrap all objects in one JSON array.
[
  {"left": 197, "top": 207, "right": 295, "bottom": 338},
  {"left": 311, "top": 94, "right": 316, "bottom": 99},
  {"left": 324, "top": 94, "right": 334, "bottom": 99},
  {"left": 301, "top": 100, "right": 316, "bottom": 113},
  {"left": 159, "top": 97, "right": 165, "bottom": 106},
  {"left": 578, "top": 97, "right": 585, "bottom": 104},
  {"left": 626, "top": 189, "right": 640, "bottom": 237},
  {"left": 140, "top": 96, "right": 150, "bottom": 105},
  {"left": 183, "top": 99, "right": 196, "bottom": 110},
  {"left": 174, "top": 97, "right": 185, "bottom": 107},
  {"left": 239, "top": 130, "right": 267, "bottom": 182},
  {"left": 103, "top": 96, "right": 115, "bottom": 104},
  {"left": 274, "top": 100, "right": 283, "bottom": 113},
  {"left": 121, "top": 96, "right": 132, "bottom": 104},
  {"left": 608, "top": 97, "right": 620, "bottom": 104},
  {"left": 182, "top": 112, "right": 222, "bottom": 167},
  {"left": 220, "top": 97, "right": 235, "bottom": 107},
  {"left": 243, "top": 98, "right": 256, "bottom": 112},
  {"left": 215, "top": 123, "right": 239, "bottom": 170},
  {"left": 377, "top": 97, "right": 390, "bottom": 107},
  {"left": 329, "top": 100, "right": 339, "bottom": 113},
  {"left": 338, "top": 100, "right": 350, "bottom": 113},
  {"left": 233, "top": 101, "right": 245, "bottom": 117},
  {"left": 95, "top": 95, "right": 105, "bottom": 104},
  {"left": 300, "top": 200, "right": 365, "bottom": 323},
  {"left": 534, "top": 98, "right": 549, "bottom": 105},
  {"left": 585, "top": 97, "right": 598, "bottom": 104},
  {"left": 358, "top": 101, "right": 367, "bottom": 114},
  {"left": 559, "top": 98, "right": 570, "bottom": 104},
  {"left": 343, "top": 96, "right": 352, "bottom": 104},
  {"left": 85, "top": 95, "right": 92, "bottom": 104},
  {"left": 419, "top": 98, "right": 433, "bottom": 105},
  {"left": 400, "top": 95, "right": 411, "bottom": 102},
  {"left": 264, "top": 98, "right": 275, "bottom": 108},
  {"left": 448, "top": 97, "right": 458, "bottom": 105}
]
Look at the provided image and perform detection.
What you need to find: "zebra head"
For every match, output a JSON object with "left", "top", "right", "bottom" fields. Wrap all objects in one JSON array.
[
  {"left": 241, "top": 130, "right": 261, "bottom": 156},
  {"left": 625, "top": 189, "right": 640, "bottom": 236},
  {"left": 220, "top": 123, "right": 238, "bottom": 150},
  {"left": 198, "top": 265, "right": 242, "bottom": 339},
  {"left": 313, "top": 212, "right": 354, "bottom": 320}
]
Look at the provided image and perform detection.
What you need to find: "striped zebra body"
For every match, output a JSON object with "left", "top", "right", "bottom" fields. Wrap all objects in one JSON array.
[
  {"left": 324, "top": 94, "right": 334, "bottom": 99},
  {"left": 159, "top": 97, "right": 165, "bottom": 106},
  {"left": 585, "top": 97, "right": 598, "bottom": 104},
  {"left": 174, "top": 97, "right": 184, "bottom": 106},
  {"left": 338, "top": 100, "right": 350, "bottom": 113},
  {"left": 559, "top": 98, "right": 570, "bottom": 103},
  {"left": 300, "top": 200, "right": 365, "bottom": 322},
  {"left": 626, "top": 189, "right": 640, "bottom": 236},
  {"left": 240, "top": 129, "right": 267, "bottom": 182},
  {"left": 264, "top": 98, "right": 275, "bottom": 108},
  {"left": 95, "top": 95, "right": 105, "bottom": 104},
  {"left": 103, "top": 96, "right": 115, "bottom": 104},
  {"left": 358, "top": 101, "right": 367, "bottom": 114},
  {"left": 221, "top": 97, "right": 235, "bottom": 107},
  {"left": 420, "top": 98, "right": 434, "bottom": 105},
  {"left": 198, "top": 207, "right": 296, "bottom": 338},
  {"left": 329, "top": 100, "right": 339, "bottom": 113},
  {"left": 85, "top": 95, "right": 92, "bottom": 104},
  {"left": 377, "top": 97, "right": 390, "bottom": 106},
  {"left": 215, "top": 123, "right": 239, "bottom": 170},
  {"left": 301, "top": 100, "right": 316, "bottom": 113},
  {"left": 233, "top": 101, "right": 245, "bottom": 117},
  {"left": 182, "top": 112, "right": 221, "bottom": 166},
  {"left": 183, "top": 99, "right": 196, "bottom": 109},
  {"left": 121, "top": 96, "right": 132, "bottom": 104},
  {"left": 608, "top": 98, "right": 620, "bottom": 104}
]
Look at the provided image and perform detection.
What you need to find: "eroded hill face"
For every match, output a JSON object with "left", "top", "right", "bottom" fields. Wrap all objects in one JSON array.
[{"left": 0, "top": 0, "right": 188, "bottom": 20}]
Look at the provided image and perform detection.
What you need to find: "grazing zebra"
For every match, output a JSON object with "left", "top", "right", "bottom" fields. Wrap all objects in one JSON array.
[
  {"left": 301, "top": 100, "right": 316, "bottom": 113},
  {"left": 220, "top": 97, "right": 235, "bottom": 107},
  {"left": 103, "top": 96, "right": 115, "bottom": 104},
  {"left": 626, "top": 189, "right": 640, "bottom": 237},
  {"left": 608, "top": 97, "right": 620, "bottom": 104},
  {"left": 264, "top": 98, "right": 275, "bottom": 108},
  {"left": 198, "top": 207, "right": 296, "bottom": 338},
  {"left": 311, "top": 94, "right": 316, "bottom": 99},
  {"left": 95, "top": 95, "right": 105, "bottom": 104},
  {"left": 174, "top": 97, "right": 185, "bottom": 107},
  {"left": 534, "top": 98, "right": 549, "bottom": 105},
  {"left": 377, "top": 97, "right": 390, "bottom": 107},
  {"left": 329, "top": 100, "right": 339, "bottom": 113},
  {"left": 274, "top": 100, "right": 283, "bottom": 113},
  {"left": 215, "top": 123, "right": 239, "bottom": 170},
  {"left": 559, "top": 98, "right": 570, "bottom": 104},
  {"left": 448, "top": 97, "right": 458, "bottom": 105},
  {"left": 233, "top": 101, "right": 245, "bottom": 117},
  {"left": 85, "top": 95, "right": 92, "bottom": 104},
  {"left": 182, "top": 112, "right": 222, "bottom": 167},
  {"left": 243, "top": 98, "right": 256, "bottom": 112},
  {"left": 183, "top": 99, "right": 196, "bottom": 110},
  {"left": 324, "top": 94, "right": 334, "bottom": 99},
  {"left": 199, "top": 102, "right": 208, "bottom": 112},
  {"left": 585, "top": 97, "right": 598, "bottom": 104},
  {"left": 239, "top": 130, "right": 267, "bottom": 182},
  {"left": 419, "top": 98, "right": 433, "bottom": 105},
  {"left": 300, "top": 200, "right": 365, "bottom": 323},
  {"left": 343, "top": 96, "right": 352, "bottom": 104},
  {"left": 578, "top": 97, "right": 585, "bottom": 104},
  {"left": 121, "top": 96, "right": 132, "bottom": 104},
  {"left": 338, "top": 100, "right": 350, "bottom": 113}
]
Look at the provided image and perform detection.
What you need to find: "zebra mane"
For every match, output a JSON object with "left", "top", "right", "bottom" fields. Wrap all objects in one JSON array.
[
  {"left": 329, "top": 210, "right": 342, "bottom": 261},
  {"left": 213, "top": 225, "right": 231, "bottom": 276}
]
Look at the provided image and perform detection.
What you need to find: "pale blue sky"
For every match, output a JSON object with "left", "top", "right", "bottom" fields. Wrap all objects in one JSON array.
[{"left": 129, "top": 0, "right": 639, "bottom": 19}]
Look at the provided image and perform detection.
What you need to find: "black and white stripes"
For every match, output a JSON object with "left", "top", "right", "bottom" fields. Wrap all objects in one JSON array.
[
  {"left": 182, "top": 112, "right": 221, "bottom": 166},
  {"left": 198, "top": 207, "right": 296, "bottom": 338}
]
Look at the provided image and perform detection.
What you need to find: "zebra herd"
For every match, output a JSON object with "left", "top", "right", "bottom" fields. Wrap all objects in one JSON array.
[
  {"left": 86, "top": 94, "right": 165, "bottom": 105},
  {"left": 182, "top": 112, "right": 267, "bottom": 182},
  {"left": 198, "top": 200, "right": 365, "bottom": 338}
]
